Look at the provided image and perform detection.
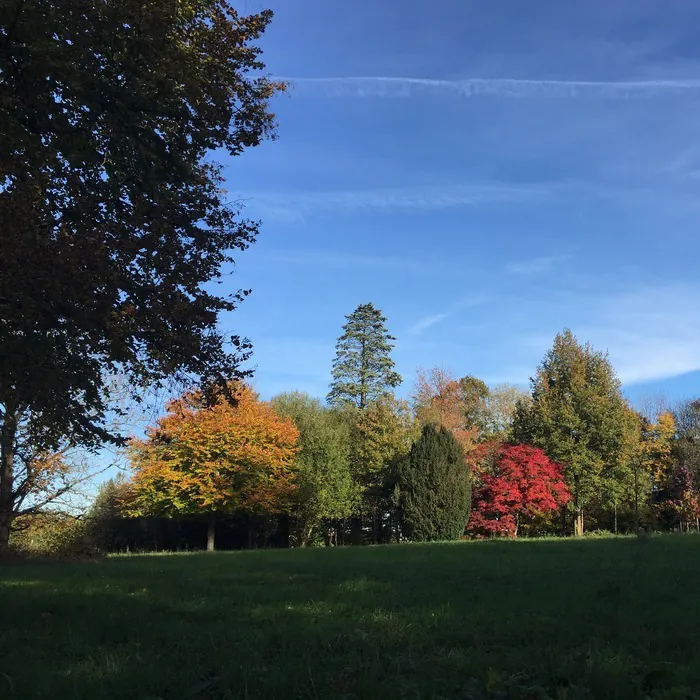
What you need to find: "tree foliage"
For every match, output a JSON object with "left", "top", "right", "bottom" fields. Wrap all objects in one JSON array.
[
  {"left": 468, "top": 444, "right": 570, "bottom": 538},
  {"left": 127, "top": 384, "right": 298, "bottom": 549},
  {"left": 0, "top": 0, "right": 284, "bottom": 548},
  {"left": 512, "top": 329, "right": 635, "bottom": 535},
  {"left": 271, "top": 392, "right": 358, "bottom": 545},
  {"left": 395, "top": 424, "right": 471, "bottom": 542},
  {"left": 327, "top": 303, "right": 402, "bottom": 409}
]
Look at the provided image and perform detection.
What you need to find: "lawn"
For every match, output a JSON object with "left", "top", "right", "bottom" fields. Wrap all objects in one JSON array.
[{"left": 2, "top": 536, "right": 700, "bottom": 700}]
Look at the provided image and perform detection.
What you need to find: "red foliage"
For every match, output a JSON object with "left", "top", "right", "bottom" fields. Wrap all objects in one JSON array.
[{"left": 467, "top": 444, "right": 570, "bottom": 538}]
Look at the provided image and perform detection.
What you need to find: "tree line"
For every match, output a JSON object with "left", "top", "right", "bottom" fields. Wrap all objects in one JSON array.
[
  {"left": 35, "top": 302, "right": 696, "bottom": 554},
  {"left": 2, "top": 2, "right": 698, "bottom": 556}
]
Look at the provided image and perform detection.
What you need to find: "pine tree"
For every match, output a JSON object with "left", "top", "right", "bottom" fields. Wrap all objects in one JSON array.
[
  {"left": 512, "top": 329, "right": 635, "bottom": 535},
  {"left": 327, "top": 303, "right": 402, "bottom": 409},
  {"left": 396, "top": 424, "right": 471, "bottom": 542}
]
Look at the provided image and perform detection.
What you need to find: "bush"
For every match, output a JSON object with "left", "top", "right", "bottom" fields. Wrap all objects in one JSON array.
[{"left": 9, "top": 512, "right": 96, "bottom": 558}]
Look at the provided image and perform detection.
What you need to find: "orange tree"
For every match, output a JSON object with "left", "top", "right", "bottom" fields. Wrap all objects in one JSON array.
[{"left": 126, "top": 384, "right": 298, "bottom": 550}]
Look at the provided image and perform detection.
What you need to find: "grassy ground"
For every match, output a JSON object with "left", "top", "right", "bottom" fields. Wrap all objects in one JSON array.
[{"left": 2, "top": 536, "right": 700, "bottom": 700}]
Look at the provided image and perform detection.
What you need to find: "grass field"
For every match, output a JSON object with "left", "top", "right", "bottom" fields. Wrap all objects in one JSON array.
[{"left": 2, "top": 536, "right": 700, "bottom": 700}]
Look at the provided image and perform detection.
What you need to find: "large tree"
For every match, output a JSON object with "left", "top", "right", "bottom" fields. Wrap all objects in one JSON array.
[
  {"left": 271, "top": 392, "right": 359, "bottom": 546},
  {"left": 327, "top": 303, "right": 402, "bottom": 409},
  {"left": 126, "top": 384, "right": 298, "bottom": 551},
  {"left": 513, "top": 329, "right": 635, "bottom": 535},
  {"left": 395, "top": 424, "right": 471, "bottom": 542},
  {"left": 0, "top": 1, "right": 284, "bottom": 548}
]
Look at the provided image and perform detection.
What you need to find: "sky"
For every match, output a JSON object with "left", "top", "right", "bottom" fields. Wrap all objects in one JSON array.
[{"left": 221, "top": 0, "right": 700, "bottom": 408}]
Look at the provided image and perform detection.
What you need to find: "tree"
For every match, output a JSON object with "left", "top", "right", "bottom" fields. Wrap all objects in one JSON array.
[
  {"left": 127, "top": 385, "right": 298, "bottom": 551},
  {"left": 674, "top": 400, "right": 700, "bottom": 482},
  {"left": 0, "top": 1, "right": 284, "bottom": 549},
  {"left": 349, "top": 397, "right": 417, "bottom": 543},
  {"left": 467, "top": 444, "right": 570, "bottom": 538},
  {"left": 327, "top": 303, "right": 402, "bottom": 409},
  {"left": 483, "top": 384, "right": 530, "bottom": 440},
  {"left": 395, "top": 424, "right": 471, "bottom": 542},
  {"left": 411, "top": 368, "right": 489, "bottom": 449},
  {"left": 270, "top": 392, "right": 359, "bottom": 546},
  {"left": 512, "top": 329, "right": 635, "bottom": 536}
]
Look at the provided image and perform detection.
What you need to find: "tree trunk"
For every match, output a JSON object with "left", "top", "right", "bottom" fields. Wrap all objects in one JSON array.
[
  {"left": 614, "top": 502, "right": 618, "bottom": 535},
  {"left": 350, "top": 516, "right": 362, "bottom": 545},
  {"left": 206, "top": 514, "right": 216, "bottom": 552},
  {"left": 0, "top": 402, "right": 18, "bottom": 552},
  {"left": 574, "top": 508, "right": 584, "bottom": 537}
]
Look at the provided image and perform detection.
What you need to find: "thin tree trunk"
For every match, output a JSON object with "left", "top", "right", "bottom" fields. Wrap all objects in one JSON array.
[
  {"left": 614, "top": 502, "right": 618, "bottom": 535},
  {"left": 206, "top": 514, "right": 216, "bottom": 552},
  {"left": 574, "top": 507, "right": 584, "bottom": 537},
  {"left": 0, "top": 402, "right": 18, "bottom": 552}
]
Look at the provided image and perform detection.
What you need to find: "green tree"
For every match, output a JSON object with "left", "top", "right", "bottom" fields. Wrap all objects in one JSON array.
[
  {"left": 271, "top": 392, "right": 359, "bottom": 546},
  {"left": 348, "top": 397, "right": 417, "bottom": 543},
  {"left": 0, "top": 1, "right": 284, "bottom": 550},
  {"left": 513, "top": 329, "right": 635, "bottom": 536},
  {"left": 395, "top": 424, "right": 471, "bottom": 542},
  {"left": 327, "top": 303, "right": 402, "bottom": 409}
]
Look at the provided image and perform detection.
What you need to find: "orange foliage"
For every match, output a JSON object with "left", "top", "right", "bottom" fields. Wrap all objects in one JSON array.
[
  {"left": 412, "top": 368, "right": 480, "bottom": 452},
  {"left": 126, "top": 384, "right": 299, "bottom": 518}
]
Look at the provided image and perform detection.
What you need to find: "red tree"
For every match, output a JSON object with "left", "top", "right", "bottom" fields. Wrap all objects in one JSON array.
[{"left": 468, "top": 444, "right": 570, "bottom": 538}]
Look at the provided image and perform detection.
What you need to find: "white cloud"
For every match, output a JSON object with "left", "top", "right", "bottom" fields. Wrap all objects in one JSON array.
[
  {"left": 284, "top": 76, "right": 700, "bottom": 100},
  {"left": 503, "top": 284, "right": 700, "bottom": 386},
  {"left": 505, "top": 256, "right": 568, "bottom": 276},
  {"left": 250, "top": 184, "right": 548, "bottom": 219},
  {"left": 409, "top": 313, "right": 450, "bottom": 335}
]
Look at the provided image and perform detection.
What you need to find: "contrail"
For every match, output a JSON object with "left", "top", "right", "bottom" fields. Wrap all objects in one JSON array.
[{"left": 281, "top": 76, "right": 700, "bottom": 99}]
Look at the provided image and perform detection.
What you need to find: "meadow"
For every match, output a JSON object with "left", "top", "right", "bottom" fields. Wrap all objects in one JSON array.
[{"left": 2, "top": 536, "right": 700, "bottom": 700}]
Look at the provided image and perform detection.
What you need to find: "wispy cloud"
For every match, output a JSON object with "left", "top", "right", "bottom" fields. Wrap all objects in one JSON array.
[
  {"left": 409, "top": 313, "right": 450, "bottom": 335},
  {"left": 284, "top": 76, "right": 700, "bottom": 100},
  {"left": 501, "top": 284, "right": 700, "bottom": 386},
  {"left": 505, "top": 255, "right": 569, "bottom": 276},
  {"left": 250, "top": 184, "right": 548, "bottom": 220}
]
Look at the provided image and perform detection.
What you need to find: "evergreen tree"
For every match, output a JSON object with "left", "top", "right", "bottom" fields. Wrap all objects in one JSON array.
[
  {"left": 512, "top": 329, "right": 635, "bottom": 535},
  {"left": 396, "top": 424, "right": 471, "bottom": 542},
  {"left": 327, "top": 303, "right": 402, "bottom": 409}
]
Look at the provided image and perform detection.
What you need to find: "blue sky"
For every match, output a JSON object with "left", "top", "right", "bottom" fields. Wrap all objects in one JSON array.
[{"left": 222, "top": 0, "right": 700, "bottom": 407}]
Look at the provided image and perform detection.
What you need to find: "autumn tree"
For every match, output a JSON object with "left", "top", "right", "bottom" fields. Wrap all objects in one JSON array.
[
  {"left": 395, "top": 424, "right": 471, "bottom": 542},
  {"left": 412, "top": 368, "right": 490, "bottom": 450},
  {"left": 0, "top": 1, "right": 284, "bottom": 549},
  {"left": 467, "top": 444, "right": 570, "bottom": 538},
  {"left": 271, "top": 392, "right": 358, "bottom": 546},
  {"left": 512, "top": 329, "right": 635, "bottom": 536},
  {"left": 127, "top": 385, "right": 298, "bottom": 551},
  {"left": 674, "top": 400, "right": 700, "bottom": 482},
  {"left": 327, "top": 303, "right": 402, "bottom": 409}
]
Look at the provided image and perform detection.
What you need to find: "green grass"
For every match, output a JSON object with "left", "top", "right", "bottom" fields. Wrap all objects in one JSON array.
[{"left": 2, "top": 536, "right": 700, "bottom": 699}]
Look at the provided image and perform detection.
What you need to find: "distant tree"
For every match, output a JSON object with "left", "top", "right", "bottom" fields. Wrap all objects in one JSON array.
[
  {"left": 327, "top": 303, "right": 402, "bottom": 409},
  {"left": 412, "top": 368, "right": 489, "bottom": 449},
  {"left": 665, "top": 464, "right": 700, "bottom": 532},
  {"left": 127, "top": 384, "right": 298, "bottom": 551},
  {"left": 349, "top": 397, "right": 418, "bottom": 543},
  {"left": 467, "top": 444, "right": 570, "bottom": 538},
  {"left": 512, "top": 329, "right": 635, "bottom": 535},
  {"left": 0, "top": 1, "right": 284, "bottom": 550},
  {"left": 271, "top": 392, "right": 359, "bottom": 546},
  {"left": 483, "top": 384, "right": 530, "bottom": 440},
  {"left": 395, "top": 424, "right": 471, "bottom": 542},
  {"left": 674, "top": 399, "right": 700, "bottom": 482}
]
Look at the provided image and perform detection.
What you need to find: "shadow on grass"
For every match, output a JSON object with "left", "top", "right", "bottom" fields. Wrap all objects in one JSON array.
[{"left": 2, "top": 537, "right": 700, "bottom": 699}]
